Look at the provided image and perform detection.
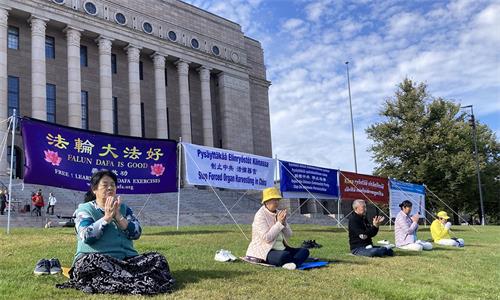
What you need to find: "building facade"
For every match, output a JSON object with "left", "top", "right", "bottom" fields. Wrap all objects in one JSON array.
[{"left": 0, "top": 0, "right": 272, "bottom": 178}]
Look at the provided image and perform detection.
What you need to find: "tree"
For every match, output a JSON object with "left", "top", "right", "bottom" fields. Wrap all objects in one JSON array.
[{"left": 366, "top": 78, "right": 500, "bottom": 224}]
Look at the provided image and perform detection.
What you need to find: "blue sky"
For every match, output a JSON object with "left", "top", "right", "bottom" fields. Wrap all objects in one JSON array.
[{"left": 184, "top": 0, "right": 500, "bottom": 174}]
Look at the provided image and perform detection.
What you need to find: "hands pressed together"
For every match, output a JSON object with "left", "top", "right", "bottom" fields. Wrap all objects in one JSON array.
[
  {"left": 277, "top": 208, "right": 288, "bottom": 225},
  {"left": 103, "top": 196, "right": 123, "bottom": 223}
]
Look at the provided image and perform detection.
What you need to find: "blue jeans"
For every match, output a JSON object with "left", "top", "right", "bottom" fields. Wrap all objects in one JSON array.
[
  {"left": 352, "top": 246, "right": 394, "bottom": 257},
  {"left": 266, "top": 247, "right": 310, "bottom": 266}
]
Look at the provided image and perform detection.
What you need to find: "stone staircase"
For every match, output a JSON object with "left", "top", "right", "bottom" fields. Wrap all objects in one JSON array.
[{"left": 0, "top": 177, "right": 346, "bottom": 229}]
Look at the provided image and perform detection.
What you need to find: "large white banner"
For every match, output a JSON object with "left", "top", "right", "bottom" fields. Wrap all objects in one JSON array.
[
  {"left": 389, "top": 179, "right": 426, "bottom": 218},
  {"left": 183, "top": 143, "right": 275, "bottom": 190}
]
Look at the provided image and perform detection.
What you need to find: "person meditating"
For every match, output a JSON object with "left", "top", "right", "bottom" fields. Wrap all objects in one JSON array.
[
  {"left": 245, "top": 187, "right": 309, "bottom": 270},
  {"left": 57, "top": 170, "right": 175, "bottom": 295},
  {"left": 430, "top": 211, "right": 465, "bottom": 247},
  {"left": 394, "top": 200, "right": 432, "bottom": 251},
  {"left": 348, "top": 199, "right": 393, "bottom": 257}
]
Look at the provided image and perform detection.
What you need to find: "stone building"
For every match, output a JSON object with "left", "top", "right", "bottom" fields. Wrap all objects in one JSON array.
[{"left": 0, "top": 0, "right": 272, "bottom": 178}]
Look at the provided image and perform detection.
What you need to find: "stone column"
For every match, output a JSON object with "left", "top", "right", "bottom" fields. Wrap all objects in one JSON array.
[
  {"left": 217, "top": 72, "right": 254, "bottom": 153},
  {"left": 30, "top": 15, "right": 49, "bottom": 120},
  {"left": 125, "top": 44, "right": 142, "bottom": 137},
  {"left": 0, "top": 7, "right": 10, "bottom": 174},
  {"left": 198, "top": 66, "right": 213, "bottom": 147},
  {"left": 96, "top": 36, "right": 113, "bottom": 133},
  {"left": 151, "top": 53, "right": 168, "bottom": 139},
  {"left": 175, "top": 59, "right": 191, "bottom": 142},
  {"left": 64, "top": 26, "right": 83, "bottom": 128}
]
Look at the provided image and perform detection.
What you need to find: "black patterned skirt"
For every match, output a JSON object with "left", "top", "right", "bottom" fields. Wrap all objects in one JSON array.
[{"left": 56, "top": 252, "right": 175, "bottom": 295}]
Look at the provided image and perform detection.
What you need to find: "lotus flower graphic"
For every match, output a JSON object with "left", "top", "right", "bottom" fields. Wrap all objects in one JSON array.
[
  {"left": 44, "top": 150, "right": 62, "bottom": 166},
  {"left": 150, "top": 163, "right": 165, "bottom": 177}
]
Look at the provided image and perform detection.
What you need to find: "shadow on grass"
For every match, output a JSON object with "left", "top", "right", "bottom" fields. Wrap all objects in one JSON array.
[
  {"left": 142, "top": 230, "right": 234, "bottom": 236},
  {"left": 173, "top": 268, "right": 251, "bottom": 290}
]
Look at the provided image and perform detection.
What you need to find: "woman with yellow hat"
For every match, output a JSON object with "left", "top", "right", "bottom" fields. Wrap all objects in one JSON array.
[
  {"left": 430, "top": 211, "right": 464, "bottom": 247},
  {"left": 245, "top": 187, "right": 309, "bottom": 270}
]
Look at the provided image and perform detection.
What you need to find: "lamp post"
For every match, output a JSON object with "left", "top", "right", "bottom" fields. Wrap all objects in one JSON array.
[
  {"left": 461, "top": 105, "right": 485, "bottom": 226},
  {"left": 345, "top": 61, "right": 358, "bottom": 173}
]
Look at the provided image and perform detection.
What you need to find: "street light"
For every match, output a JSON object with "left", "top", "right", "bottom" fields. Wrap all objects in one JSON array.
[
  {"left": 345, "top": 61, "right": 358, "bottom": 173},
  {"left": 461, "top": 105, "right": 485, "bottom": 226}
]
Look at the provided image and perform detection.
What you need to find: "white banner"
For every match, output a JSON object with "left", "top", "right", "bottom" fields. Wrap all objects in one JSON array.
[
  {"left": 182, "top": 143, "right": 275, "bottom": 190},
  {"left": 389, "top": 179, "right": 426, "bottom": 218}
]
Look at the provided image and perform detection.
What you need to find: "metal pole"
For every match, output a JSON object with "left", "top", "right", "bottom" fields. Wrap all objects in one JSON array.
[
  {"left": 470, "top": 107, "right": 486, "bottom": 225},
  {"left": 176, "top": 137, "right": 182, "bottom": 230},
  {"left": 7, "top": 110, "right": 16, "bottom": 234},
  {"left": 345, "top": 61, "right": 358, "bottom": 173}
]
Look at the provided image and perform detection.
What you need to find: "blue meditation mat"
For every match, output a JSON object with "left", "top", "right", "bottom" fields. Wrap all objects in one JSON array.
[{"left": 297, "top": 261, "right": 328, "bottom": 270}]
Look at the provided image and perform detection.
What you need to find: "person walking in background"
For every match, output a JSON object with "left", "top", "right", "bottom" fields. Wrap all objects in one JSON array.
[
  {"left": 0, "top": 189, "right": 7, "bottom": 215},
  {"left": 47, "top": 192, "right": 57, "bottom": 215},
  {"left": 32, "top": 190, "right": 44, "bottom": 217}
]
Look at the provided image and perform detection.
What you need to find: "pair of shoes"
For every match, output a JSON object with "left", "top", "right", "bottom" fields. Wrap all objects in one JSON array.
[
  {"left": 282, "top": 262, "right": 296, "bottom": 270},
  {"left": 214, "top": 249, "right": 237, "bottom": 262},
  {"left": 34, "top": 258, "right": 61, "bottom": 275},
  {"left": 301, "top": 240, "right": 322, "bottom": 249}
]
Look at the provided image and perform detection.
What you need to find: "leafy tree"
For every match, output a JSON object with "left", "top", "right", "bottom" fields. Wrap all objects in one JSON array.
[{"left": 366, "top": 78, "right": 500, "bottom": 224}]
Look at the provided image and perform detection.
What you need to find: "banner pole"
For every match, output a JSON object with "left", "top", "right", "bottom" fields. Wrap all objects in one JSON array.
[
  {"left": 7, "top": 110, "right": 16, "bottom": 234},
  {"left": 176, "top": 138, "right": 182, "bottom": 231},
  {"left": 337, "top": 168, "right": 341, "bottom": 228}
]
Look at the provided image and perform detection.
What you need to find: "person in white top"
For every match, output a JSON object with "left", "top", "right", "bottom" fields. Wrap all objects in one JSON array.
[{"left": 47, "top": 192, "right": 57, "bottom": 215}]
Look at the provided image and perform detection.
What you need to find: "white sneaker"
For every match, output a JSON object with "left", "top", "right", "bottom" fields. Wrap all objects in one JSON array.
[
  {"left": 282, "top": 263, "right": 296, "bottom": 270},
  {"left": 377, "top": 240, "right": 390, "bottom": 245},
  {"left": 223, "top": 250, "right": 237, "bottom": 261},
  {"left": 214, "top": 250, "right": 231, "bottom": 262}
]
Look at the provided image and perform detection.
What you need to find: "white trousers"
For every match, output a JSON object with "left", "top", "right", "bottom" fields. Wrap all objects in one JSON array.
[
  {"left": 399, "top": 241, "right": 433, "bottom": 251},
  {"left": 437, "top": 238, "right": 464, "bottom": 247}
]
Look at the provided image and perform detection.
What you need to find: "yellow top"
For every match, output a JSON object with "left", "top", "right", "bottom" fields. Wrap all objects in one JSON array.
[{"left": 430, "top": 220, "right": 451, "bottom": 241}]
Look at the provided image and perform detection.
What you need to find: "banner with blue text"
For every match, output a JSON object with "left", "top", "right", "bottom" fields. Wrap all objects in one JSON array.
[
  {"left": 22, "top": 118, "right": 177, "bottom": 194},
  {"left": 389, "top": 179, "right": 426, "bottom": 218},
  {"left": 182, "top": 143, "right": 275, "bottom": 190},
  {"left": 279, "top": 160, "right": 339, "bottom": 199}
]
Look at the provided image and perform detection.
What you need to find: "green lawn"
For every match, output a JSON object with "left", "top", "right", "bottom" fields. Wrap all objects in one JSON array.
[{"left": 1, "top": 225, "right": 499, "bottom": 300}]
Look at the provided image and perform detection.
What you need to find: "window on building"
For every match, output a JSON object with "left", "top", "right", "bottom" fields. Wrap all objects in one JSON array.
[
  {"left": 8, "top": 26, "right": 19, "bottom": 50},
  {"left": 164, "top": 68, "right": 168, "bottom": 86},
  {"left": 139, "top": 61, "right": 144, "bottom": 80},
  {"left": 8, "top": 76, "right": 20, "bottom": 118},
  {"left": 141, "top": 102, "right": 145, "bottom": 137},
  {"left": 81, "top": 91, "right": 89, "bottom": 129},
  {"left": 80, "top": 45, "right": 88, "bottom": 67},
  {"left": 46, "top": 84, "right": 56, "bottom": 123},
  {"left": 111, "top": 53, "right": 117, "bottom": 74},
  {"left": 112, "top": 96, "right": 118, "bottom": 134},
  {"left": 45, "top": 36, "right": 55, "bottom": 59}
]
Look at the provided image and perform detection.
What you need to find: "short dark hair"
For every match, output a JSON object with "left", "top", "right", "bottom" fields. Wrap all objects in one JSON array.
[
  {"left": 89, "top": 170, "right": 118, "bottom": 192},
  {"left": 399, "top": 200, "right": 413, "bottom": 209}
]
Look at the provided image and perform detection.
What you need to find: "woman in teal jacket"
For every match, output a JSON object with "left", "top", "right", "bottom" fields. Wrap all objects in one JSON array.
[{"left": 57, "top": 170, "right": 175, "bottom": 295}]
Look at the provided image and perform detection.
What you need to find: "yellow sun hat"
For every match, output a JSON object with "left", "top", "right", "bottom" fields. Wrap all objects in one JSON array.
[
  {"left": 437, "top": 211, "right": 450, "bottom": 219},
  {"left": 262, "top": 187, "right": 282, "bottom": 204}
]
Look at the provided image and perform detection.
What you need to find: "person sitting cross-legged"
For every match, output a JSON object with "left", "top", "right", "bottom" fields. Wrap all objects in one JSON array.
[
  {"left": 430, "top": 211, "right": 464, "bottom": 247},
  {"left": 394, "top": 200, "right": 432, "bottom": 251},
  {"left": 245, "top": 187, "right": 309, "bottom": 270},
  {"left": 348, "top": 199, "right": 393, "bottom": 257}
]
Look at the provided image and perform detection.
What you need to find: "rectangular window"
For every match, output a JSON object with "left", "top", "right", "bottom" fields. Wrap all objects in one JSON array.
[
  {"left": 81, "top": 91, "right": 89, "bottom": 130},
  {"left": 139, "top": 61, "right": 143, "bottom": 80},
  {"left": 8, "top": 76, "right": 20, "bottom": 117},
  {"left": 46, "top": 84, "right": 56, "bottom": 123},
  {"left": 80, "top": 45, "right": 88, "bottom": 67},
  {"left": 111, "top": 53, "right": 117, "bottom": 74},
  {"left": 112, "top": 96, "right": 118, "bottom": 134},
  {"left": 8, "top": 26, "right": 19, "bottom": 50},
  {"left": 45, "top": 36, "right": 55, "bottom": 59},
  {"left": 141, "top": 102, "right": 145, "bottom": 137}
]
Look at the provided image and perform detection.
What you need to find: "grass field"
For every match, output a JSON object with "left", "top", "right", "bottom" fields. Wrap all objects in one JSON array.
[{"left": 1, "top": 225, "right": 499, "bottom": 300}]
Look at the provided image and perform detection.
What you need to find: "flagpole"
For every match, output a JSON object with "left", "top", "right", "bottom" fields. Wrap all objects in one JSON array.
[
  {"left": 7, "top": 110, "right": 16, "bottom": 234},
  {"left": 176, "top": 137, "right": 182, "bottom": 230}
]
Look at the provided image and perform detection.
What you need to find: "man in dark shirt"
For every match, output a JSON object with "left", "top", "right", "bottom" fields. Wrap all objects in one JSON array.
[{"left": 348, "top": 199, "right": 393, "bottom": 257}]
